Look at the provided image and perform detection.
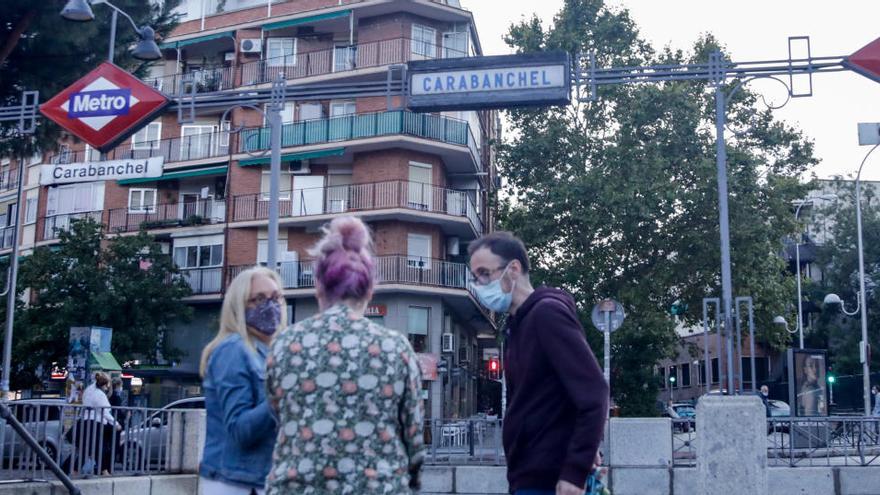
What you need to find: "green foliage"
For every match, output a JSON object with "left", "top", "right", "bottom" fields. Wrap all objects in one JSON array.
[
  {"left": 499, "top": 0, "right": 816, "bottom": 415},
  {"left": 0, "top": 0, "right": 181, "bottom": 157},
  {"left": 811, "top": 180, "right": 880, "bottom": 375},
  {"left": 1, "top": 218, "right": 192, "bottom": 389}
]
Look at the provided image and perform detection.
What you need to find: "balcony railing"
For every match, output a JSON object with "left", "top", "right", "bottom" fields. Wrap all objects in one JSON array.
[
  {"left": 146, "top": 37, "right": 466, "bottom": 95},
  {"left": 239, "top": 110, "right": 478, "bottom": 165},
  {"left": 180, "top": 266, "right": 224, "bottom": 295},
  {"left": 46, "top": 132, "right": 231, "bottom": 166},
  {"left": 40, "top": 211, "right": 103, "bottom": 241},
  {"left": 0, "top": 226, "right": 14, "bottom": 249},
  {"left": 0, "top": 168, "right": 19, "bottom": 193},
  {"left": 227, "top": 255, "right": 471, "bottom": 292},
  {"left": 107, "top": 199, "right": 226, "bottom": 233},
  {"left": 231, "top": 181, "right": 482, "bottom": 233}
]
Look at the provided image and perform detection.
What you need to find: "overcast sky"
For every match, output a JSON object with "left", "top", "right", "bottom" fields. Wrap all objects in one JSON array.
[{"left": 463, "top": 1, "right": 880, "bottom": 181}]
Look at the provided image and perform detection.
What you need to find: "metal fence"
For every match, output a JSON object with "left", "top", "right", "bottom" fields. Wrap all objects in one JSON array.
[
  {"left": 671, "top": 416, "right": 880, "bottom": 467},
  {"left": 0, "top": 401, "right": 189, "bottom": 481},
  {"left": 424, "top": 418, "right": 504, "bottom": 465}
]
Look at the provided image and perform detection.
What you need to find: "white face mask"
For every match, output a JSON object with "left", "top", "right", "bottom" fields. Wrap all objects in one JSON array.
[{"left": 473, "top": 264, "right": 515, "bottom": 313}]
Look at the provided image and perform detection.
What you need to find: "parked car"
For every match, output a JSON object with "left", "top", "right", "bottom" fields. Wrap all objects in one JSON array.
[
  {"left": 0, "top": 399, "right": 70, "bottom": 467},
  {"left": 121, "top": 396, "right": 204, "bottom": 468},
  {"left": 663, "top": 402, "right": 696, "bottom": 432}
]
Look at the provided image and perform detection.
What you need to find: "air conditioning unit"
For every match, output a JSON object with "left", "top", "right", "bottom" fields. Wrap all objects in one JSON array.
[
  {"left": 289, "top": 159, "right": 311, "bottom": 174},
  {"left": 441, "top": 333, "right": 454, "bottom": 353},
  {"left": 240, "top": 38, "right": 262, "bottom": 54}
]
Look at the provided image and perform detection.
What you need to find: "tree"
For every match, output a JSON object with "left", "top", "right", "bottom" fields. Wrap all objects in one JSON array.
[
  {"left": 499, "top": 0, "right": 816, "bottom": 415},
  {"left": 811, "top": 179, "right": 880, "bottom": 376},
  {"left": 0, "top": 1, "right": 180, "bottom": 157},
  {"left": 1, "top": 218, "right": 192, "bottom": 389}
]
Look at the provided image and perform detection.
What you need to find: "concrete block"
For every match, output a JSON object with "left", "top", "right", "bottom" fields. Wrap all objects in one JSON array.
[
  {"left": 455, "top": 466, "right": 508, "bottom": 494},
  {"left": 48, "top": 478, "right": 112, "bottom": 495},
  {"left": 609, "top": 417, "right": 672, "bottom": 467},
  {"left": 181, "top": 410, "right": 206, "bottom": 473},
  {"left": 696, "top": 395, "right": 767, "bottom": 495},
  {"left": 610, "top": 467, "right": 669, "bottom": 495},
  {"left": 767, "top": 467, "right": 834, "bottom": 495},
  {"left": 421, "top": 466, "right": 453, "bottom": 493},
  {"left": 838, "top": 466, "right": 880, "bottom": 495},
  {"left": 672, "top": 467, "right": 697, "bottom": 494},
  {"left": 149, "top": 474, "right": 198, "bottom": 495},
  {"left": 0, "top": 482, "right": 52, "bottom": 495},
  {"left": 112, "top": 476, "right": 152, "bottom": 495}
]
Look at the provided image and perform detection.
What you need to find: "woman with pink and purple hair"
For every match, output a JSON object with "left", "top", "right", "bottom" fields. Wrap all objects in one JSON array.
[{"left": 265, "top": 216, "right": 425, "bottom": 494}]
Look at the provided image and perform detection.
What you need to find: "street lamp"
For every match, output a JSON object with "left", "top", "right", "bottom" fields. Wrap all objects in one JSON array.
[
  {"left": 793, "top": 194, "right": 837, "bottom": 349},
  {"left": 61, "top": 0, "right": 162, "bottom": 62},
  {"left": 773, "top": 315, "right": 797, "bottom": 334}
]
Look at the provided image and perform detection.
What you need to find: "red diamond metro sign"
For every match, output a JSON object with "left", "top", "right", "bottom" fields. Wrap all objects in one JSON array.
[
  {"left": 844, "top": 37, "right": 880, "bottom": 84},
  {"left": 40, "top": 62, "right": 169, "bottom": 153}
]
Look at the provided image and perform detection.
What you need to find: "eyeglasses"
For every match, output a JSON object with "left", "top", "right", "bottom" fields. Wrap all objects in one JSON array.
[
  {"left": 248, "top": 292, "right": 283, "bottom": 306},
  {"left": 468, "top": 264, "right": 508, "bottom": 286}
]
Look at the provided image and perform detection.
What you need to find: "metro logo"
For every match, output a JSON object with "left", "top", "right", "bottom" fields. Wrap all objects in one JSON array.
[
  {"left": 68, "top": 89, "right": 132, "bottom": 118},
  {"left": 40, "top": 62, "right": 168, "bottom": 152}
]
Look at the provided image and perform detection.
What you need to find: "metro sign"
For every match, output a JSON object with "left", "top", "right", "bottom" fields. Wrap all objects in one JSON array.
[
  {"left": 844, "top": 37, "right": 880, "bottom": 84},
  {"left": 40, "top": 62, "right": 169, "bottom": 152}
]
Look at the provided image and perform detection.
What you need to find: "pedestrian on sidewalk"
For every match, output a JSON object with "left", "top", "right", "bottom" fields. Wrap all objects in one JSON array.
[
  {"left": 266, "top": 217, "right": 425, "bottom": 494},
  {"left": 468, "top": 232, "right": 609, "bottom": 495},
  {"left": 872, "top": 386, "right": 880, "bottom": 417},
  {"left": 199, "top": 266, "right": 285, "bottom": 495},
  {"left": 81, "top": 371, "right": 121, "bottom": 475}
]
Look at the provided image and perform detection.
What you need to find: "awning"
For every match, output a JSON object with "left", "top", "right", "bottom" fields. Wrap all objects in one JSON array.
[
  {"left": 118, "top": 165, "right": 228, "bottom": 185},
  {"left": 239, "top": 148, "right": 345, "bottom": 167},
  {"left": 160, "top": 31, "right": 236, "bottom": 50},
  {"left": 263, "top": 10, "right": 351, "bottom": 31},
  {"left": 90, "top": 352, "right": 122, "bottom": 372}
]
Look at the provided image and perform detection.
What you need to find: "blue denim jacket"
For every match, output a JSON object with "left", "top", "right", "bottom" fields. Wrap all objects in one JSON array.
[{"left": 200, "top": 333, "right": 277, "bottom": 488}]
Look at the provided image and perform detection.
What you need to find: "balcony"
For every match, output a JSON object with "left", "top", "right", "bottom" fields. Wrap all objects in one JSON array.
[
  {"left": 108, "top": 198, "right": 227, "bottom": 233},
  {"left": 0, "top": 226, "right": 15, "bottom": 249},
  {"left": 145, "top": 37, "right": 467, "bottom": 95},
  {"left": 46, "top": 132, "right": 230, "bottom": 166},
  {"left": 239, "top": 110, "right": 480, "bottom": 171},
  {"left": 180, "top": 266, "right": 224, "bottom": 295},
  {"left": 0, "top": 168, "right": 19, "bottom": 194},
  {"left": 40, "top": 211, "right": 103, "bottom": 241},
  {"left": 231, "top": 180, "right": 482, "bottom": 236}
]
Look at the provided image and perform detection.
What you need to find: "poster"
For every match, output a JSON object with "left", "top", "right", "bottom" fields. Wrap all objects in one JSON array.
[
  {"left": 416, "top": 353, "right": 439, "bottom": 381},
  {"left": 789, "top": 350, "right": 827, "bottom": 417}
]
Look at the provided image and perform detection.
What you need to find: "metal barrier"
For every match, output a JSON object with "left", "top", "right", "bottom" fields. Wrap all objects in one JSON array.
[
  {"left": 424, "top": 418, "right": 504, "bottom": 466},
  {"left": 0, "top": 401, "right": 188, "bottom": 481},
  {"left": 670, "top": 416, "right": 880, "bottom": 467}
]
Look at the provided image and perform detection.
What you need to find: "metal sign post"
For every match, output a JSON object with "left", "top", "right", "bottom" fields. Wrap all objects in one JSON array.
[{"left": 591, "top": 298, "right": 626, "bottom": 384}]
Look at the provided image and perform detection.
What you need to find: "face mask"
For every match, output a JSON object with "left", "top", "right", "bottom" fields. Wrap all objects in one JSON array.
[
  {"left": 473, "top": 264, "right": 515, "bottom": 313},
  {"left": 246, "top": 299, "right": 282, "bottom": 336}
]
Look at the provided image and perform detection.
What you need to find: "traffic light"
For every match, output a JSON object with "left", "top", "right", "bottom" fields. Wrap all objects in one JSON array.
[
  {"left": 669, "top": 376, "right": 676, "bottom": 385},
  {"left": 827, "top": 371, "right": 836, "bottom": 385},
  {"left": 487, "top": 357, "right": 500, "bottom": 379}
]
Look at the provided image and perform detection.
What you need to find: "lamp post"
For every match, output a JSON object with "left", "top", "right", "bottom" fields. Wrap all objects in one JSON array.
[
  {"left": 61, "top": 0, "right": 162, "bottom": 62},
  {"left": 824, "top": 292, "right": 866, "bottom": 412},
  {"left": 793, "top": 194, "right": 837, "bottom": 349}
]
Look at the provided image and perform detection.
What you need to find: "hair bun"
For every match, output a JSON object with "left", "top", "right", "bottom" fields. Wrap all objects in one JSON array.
[{"left": 329, "top": 216, "right": 369, "bottom": 252}]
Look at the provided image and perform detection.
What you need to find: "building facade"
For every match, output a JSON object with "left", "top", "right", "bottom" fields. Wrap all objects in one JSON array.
[{"left": 3, "top": 0, "right": 499, "bottom": 418}]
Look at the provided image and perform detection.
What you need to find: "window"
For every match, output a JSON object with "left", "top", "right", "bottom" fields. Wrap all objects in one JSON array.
[
  {"left": 131, "top": 122, "right": 161, "bottom": 150},
  {"left": 267, "top": 38, "right": 296, "bottom": 67},
  {"left": 180, "top": 125, "right": 217, "bottom": 160},
  {"left": 264, "top": 103, "right": 295, "bottom": 124},
  {"left": 173, "top": 244, "right": 222, "bottom": 268},
  {"left": 411, "top": 25, "right": 437, "bottom": 60},
  {"left": 330, "top": 101, "right": 356, "bottom": 117},
  {"left": 24, "top": 197, "right": 37, "bottom": 225},
  {"left": 681, "top": 363, "right": 691, "bottom": 388},
  {"left": 46, "top": 182, "right": 104, "bottom": 216},
  {"left": 327, "top": 173, "right": 352, "bottom": 213},
  {"left": 333, "top": 45, "right": 356, "bottom": 72},
  {"left": 409, "top": 334, "right": 427, "bottom": 353},
  {"left": 711, "top": 358, "right": 720, "bottom": 385},
  {"left": 408, "top": 306, "right": 429, "bottom": 336},
  {"left": 84, "top": 145, "right": 101, "bottom": 162},
  {"left": 659, "top": 367, "right": 667, "bottom": 389},
  {"left": 0, "top": 204, "right": 14, "bottom": 228},
  {"left": 128, "top": 189, "right": 157, "bottom": 213},
  {"left": 408, "top": 162, "right": 432, "bottom": 210},
  {"left": 407, "top": 233, "right": 432, "bottom": 268},
  {"left": 261, "top": 169, "right": 293, "bottom": 200},
  {"left": 698, "top": 361, "right": 706, "bottom": 386},
  {"left": 298, "top": 103, "right": 323, "bottom": 121},
  {"left": 442, "top": 29, "right": 468, "bottom": 59}
]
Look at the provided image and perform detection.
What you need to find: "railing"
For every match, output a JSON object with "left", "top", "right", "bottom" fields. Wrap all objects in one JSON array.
[
  {"left": 0, "top": 401, "right": 189, "bottom": 480},
  {"left": 180, "top": 266, "right": 224, "bottom": 295},
  {"left": 239, "top": 109, "right": 473, "bottom": 154},
  {"left": 424, "top": 418, "right": 504, "bottom": 465},
  {"left": 231, "top": 180, "right": 482, "bottom": 233},
  {"left": 40, "top": 211, "right": 103, "bottom": 241},
  {"left": 0, "top": 168, "right": 19, "bottom": 193},
  {"left": 145, "top": 66, "right": 235, "bottom": 96},
  {"left": 46, "top": 131, "right": 231, "bottom": 166},
  {"left": 107, "top": 199, "right": 226, "bottom": 233},
  {"left": 671, "top": 416, "right": 880, "bottom": 467}
]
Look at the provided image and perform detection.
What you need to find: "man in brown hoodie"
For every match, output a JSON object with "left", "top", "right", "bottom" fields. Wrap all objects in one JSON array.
[{"left": 468, "top": 232, "right": 609, "bottom": 495}]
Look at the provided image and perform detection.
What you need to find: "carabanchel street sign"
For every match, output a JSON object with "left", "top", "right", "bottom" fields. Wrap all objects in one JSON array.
[
  {"left": 40, "top": 156, "right": 164, "bottom": 186},
  {"left": 407, "top": 51, "right": 571, "bottom": 111}
]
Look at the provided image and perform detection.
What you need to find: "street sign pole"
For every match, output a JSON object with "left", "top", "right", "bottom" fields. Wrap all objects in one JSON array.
[{"left": 603, "top": 311, "right": 611, "bottom": 383}]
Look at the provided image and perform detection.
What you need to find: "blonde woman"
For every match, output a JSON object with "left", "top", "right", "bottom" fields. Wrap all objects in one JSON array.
[
  {"left": 266, "top": 217, "right": 424, "bottom": 494},
  {"left": 200, "top": 267, "right": 286, "bottom": 495}
]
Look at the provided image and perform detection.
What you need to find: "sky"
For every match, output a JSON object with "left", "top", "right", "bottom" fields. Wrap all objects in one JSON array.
[{"left": 463, "top": 1, "right": 880, "bottom": 181}]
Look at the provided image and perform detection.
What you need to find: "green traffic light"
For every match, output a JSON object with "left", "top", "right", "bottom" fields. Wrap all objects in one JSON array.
[
  {"left": 828, "top": 375, "right": 836, "bottom": 384},
  {"left": 669, "top": 376, "right": 676, "bottom": 383}
]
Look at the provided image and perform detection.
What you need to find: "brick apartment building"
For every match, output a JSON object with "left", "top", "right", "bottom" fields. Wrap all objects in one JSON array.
[{"left": 1, "top": 0, "right": 500, "bottom": 419}]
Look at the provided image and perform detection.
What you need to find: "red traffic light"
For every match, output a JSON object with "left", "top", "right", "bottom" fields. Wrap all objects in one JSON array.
[{"left": 488, "top": 358, "right": 499, "bottom": 372}]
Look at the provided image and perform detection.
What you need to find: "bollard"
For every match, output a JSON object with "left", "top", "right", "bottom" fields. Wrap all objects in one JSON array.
[{"left": 696, "top": 395, "right": 767, "bottom": 495}]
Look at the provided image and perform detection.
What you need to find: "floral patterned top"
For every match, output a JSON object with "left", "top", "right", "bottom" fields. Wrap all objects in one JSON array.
[{"left": 265, "top": 304, "right": 425, "bottom": 495}]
